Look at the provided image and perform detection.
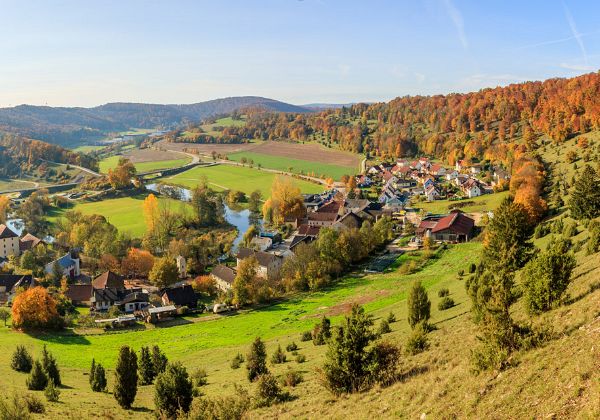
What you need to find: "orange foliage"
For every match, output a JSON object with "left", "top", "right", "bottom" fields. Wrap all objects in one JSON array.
[
  {"left": 12, "top": 287, "right": 62, "bottom": 330},
  {"left": 193, "top": 275, "right": 217, "bottom": 296},
  {"left": 121, "top": 248, "right": 155, "bottom": 278},
  {"left": 511, "top": 156, "right": 547, "bottom": 223}
]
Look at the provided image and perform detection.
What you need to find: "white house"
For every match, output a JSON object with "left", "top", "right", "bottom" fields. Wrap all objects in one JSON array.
[
  {"left": 445, "top": 170, "right": 459, "bottom": 181},
  {"left": 45, "top": 252, "right": 81, "bottom": 280},
  {"left": 211, "top": 265, "right": 236, "bottom": 292},
  {"left": 461, "top": 179, "right": 482, "bottom": 198},
  {"left": 0, "top": 224, "right": 21, "bottom": 259},
  {"left": 236, "top": 248, "right": 284, "bottom": 280},
  {"left": 424, "top": 185, "right": 440, "bottom": 202}
]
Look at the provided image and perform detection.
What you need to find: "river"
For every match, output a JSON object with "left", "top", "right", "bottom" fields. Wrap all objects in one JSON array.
[{"left": 146, "top": 183, "right": 262, "bottom": 250}]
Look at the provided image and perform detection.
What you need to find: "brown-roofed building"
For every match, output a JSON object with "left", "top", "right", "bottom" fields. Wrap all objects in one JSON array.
[
  {"left": 92, "top": 271, "right": 125, "bottom": 291},
  {"left": 0, "top": 224, "right": 20, "bottom": 259},
  {"left": 236, "top": 247, "right": 284, "bottom": 279},
  {"left": 417, "top": 211, "right": 474, "bottom": 242},
  {"left": 211, "top": 265, "right": 236, "bottom": 292},
  {"left": 19, "top": 233, "right": 44, "bottom": 252},
  {"left": 0, "top": 274, "right": 35, "bottom": 303},
  {"left": 65, "top": 284, "right": 93, "bottom": 306},
  {"left": 161, "top": 284, "right": 197, "bottom": 308}
]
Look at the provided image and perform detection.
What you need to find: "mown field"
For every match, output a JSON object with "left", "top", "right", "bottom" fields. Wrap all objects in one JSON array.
[
  {"left": 226, "top": 151, "right": 354, "bottom": 180},
  {"left": 47, "top": 195, "right": 189, "bottom": 237},
  {"left": 0, "top": 242, "right": 482, "bottom": 418},
  {"left": 71, "top": 145, "right": 106, "bottom": 153},
  {"left": 167, "top": 164, "right": 324, "bottom": 197},
  {"left": 99, "top": 148, "right": 192, "bottom": 174},
  {"left": 415, "top": 190, "right": 510, "bottom": 214}
]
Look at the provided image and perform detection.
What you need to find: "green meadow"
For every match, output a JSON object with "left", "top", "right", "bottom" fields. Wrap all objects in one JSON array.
[
  {"left": 415, "top": 190, "right": 510, "bottom": 214},
  {"left": 226, "top": 151, "right": 355, "bottom": 180},
  {"left": 168, "top": 164, "right": 324, "bottom": 197},
  {"left": 99, "top": 156, "right": 191, "bottom": 174}
]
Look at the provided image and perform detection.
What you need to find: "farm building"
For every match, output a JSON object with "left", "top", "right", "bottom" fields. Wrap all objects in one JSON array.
[
  {"left": 0, "top": 224, "right": 21, "bottom": 259},
  {"left": 416, "top": 211, "right": 475, "bottom": 243},
  {"left": 211, "top": 265, "right": 236, "bottom": 292}
]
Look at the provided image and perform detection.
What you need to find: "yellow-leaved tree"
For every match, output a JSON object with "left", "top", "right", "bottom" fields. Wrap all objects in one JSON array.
[
  {"left": 143, "top": 193, "right": 160, "bottom": 233},
  {"left": 265, "top": 176, "right": 306, "bottom": 226},
  {"left": 0, "top": 195, "right": 9, "bottom": 224}
]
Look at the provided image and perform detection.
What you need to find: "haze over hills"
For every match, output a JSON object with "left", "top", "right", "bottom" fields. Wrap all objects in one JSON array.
[{"left": 0, "top": 96, "right": 310, "bottom": 145}]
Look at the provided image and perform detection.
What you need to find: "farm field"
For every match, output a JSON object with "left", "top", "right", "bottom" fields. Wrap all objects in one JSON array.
[
  {"left": 167, "top": 164, "right": 324, "bottom": 197},
  {"left": 227, "top": 150, "right": 355, "bottom": 180},
  {"left": 0, "top": 242, "right": 482, "bottom": 418},
  {"left": 415, "top": 190, "right": 510, "bottom": 214},
  {"left": 99, "top": 148, "right": 192, "bottom": 174},
  {"left": 0, "top": 178, "right": 41, "bottom": 192},
  {"left": 47, "top": 195, "right": 189, "bottom": 237},
  {"left": 71, "top": 145, "right": 106, "bottom": 153}
]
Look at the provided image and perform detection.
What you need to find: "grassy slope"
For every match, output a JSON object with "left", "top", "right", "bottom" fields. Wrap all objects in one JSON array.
[
  {"left": 47, "top": 195, "right": 189, "bottom": 238},
  {"left": 415, "top": 190, "right": 510, "bottom": 214},
  {"left": 167, "top": 164, "right": 324, "bottom": 197},
  {"left": 0, "top": 242, "right": 480, "bottom": 418},
  {"left": 226, "top": 151, "right": 355, "bottom": 180},
  {"left": 99, "top": 156, "right": 191, "bottom": 174}
]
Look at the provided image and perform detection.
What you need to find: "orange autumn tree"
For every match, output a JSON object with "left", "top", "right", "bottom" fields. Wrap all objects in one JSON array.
[
  {"left": 0, "top": 195, "right": 9, "bottom": 223},
  {"left": 143, "top": 193, "right": 160, "bottom": 233},
  {"left": 510, "top": 156, "right": 547, "bottom": 224},
  {"left": 121, "top": 248, "right": 155, "bottom": 278},
  {"left": 12, "top": 287, "right": 63, "bottom": 330},
  {"left": 264, "top": 176, "right": 306, "bottom": 226}
]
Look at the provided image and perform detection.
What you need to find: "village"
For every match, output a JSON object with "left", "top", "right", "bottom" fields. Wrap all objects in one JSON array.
[{"left": 0, "top": 155, "right": 509, "bottom": 331}]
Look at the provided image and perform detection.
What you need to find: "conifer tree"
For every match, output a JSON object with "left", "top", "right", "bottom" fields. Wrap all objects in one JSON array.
[
  {"left": 27, "top": 360, "right": 48, "bottom": 391},
  {"left": 151, "top": 345, "right": 168, "bottom": 375},
  {"left": 407, "top": 280, "right": 431, "bottom": 329},
  {"left": 246, "top": 337, "right": 268, "bottom": 382},
  {"left": 114, "top": 346, "right": 138, "bottom": 409},
  {"left": 569, "top": 165, "right": 600, "bottom": 220},
  {"left": 154, "top": 362, "right": 193, "bottom": 417},
  {"left": 138, "top": 346, "right": 155, "bottom": 385},
  {"left": 41, "top": 345, "right": 61, "bottom": 387},
  {"left": 11, "top": 345, "right": 33, "bottom": 373},
  {"left": 91, "top": 363, "right": 107, "bottom": 392},
  {"left": 89, "top": 359, "right": 96, "bottom": 387}
]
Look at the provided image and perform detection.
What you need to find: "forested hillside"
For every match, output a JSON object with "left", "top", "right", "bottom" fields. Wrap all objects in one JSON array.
[
  {"left": 207, "top": 71, "right": 600, "bottom": 168},
  {"left": 0, "top": 135, "right": 98, "bottom": 177},
  {"left": 0, "top": 97, "right": 309, "bottom": 145}
]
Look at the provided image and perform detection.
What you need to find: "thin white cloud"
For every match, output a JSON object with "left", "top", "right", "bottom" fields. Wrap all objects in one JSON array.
[
  {"left": 443, "top": 0, "right": 468, "bottom": 50},
  {"left": 414, "top": 72, "right": 426, "bottom": 83},
  {"left": 559, "top": 62, "right": 594, "bottom": 71},
  {"left": 563, "top": 3, "right": 588, "bottom": 65}
]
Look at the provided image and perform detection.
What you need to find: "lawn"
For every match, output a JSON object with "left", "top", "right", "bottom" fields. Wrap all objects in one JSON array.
[
  {"left": 226, "top": 151, "right": 355, "bottom": 180},
  {"left": 415, "top": 190, "right": 510, "bottom": 214},
  {"left": 99, "top": 156, "right": 191, "bottom": 174},
  {"left": 71, "top": 145, "right": 106, "bottom": 153},
  {"left": 47, "top": 195, "right": 189, "bottom": 237},
  {"left": 167, "top": 164, "right": 324, "bottom": 197}
]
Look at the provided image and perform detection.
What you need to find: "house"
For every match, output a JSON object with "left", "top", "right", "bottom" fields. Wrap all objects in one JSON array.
[
  {"left": 0, "top": 224, "right": 21, "bottom": 259},
  {"left": 455, "top": 159, "right": 467, "bottom": 172},
  {"left": 332, "top": 211, "right": 364, "bottom": 231},
  {"left": 236, "top": 247, "right": 284, "bottom": 279},
  {"left": 470, "top": 164, "right": 482, "bottom": 175},
  {"left": 65, "top": 284, "right": 93, "bottom": 306},
  {"left": 445, "top": 170, "right": 459, "bottom": 181},
  {"left": 461, "top": 179, "right": 481, "bottom": 198},
  {"left": 90, "top": 288, "right": 122, "bottom": 311},
  {"left": 422, "top": 177, "right": 435, "bottom": 189},
  {"left": 492, "top": 167, "right": 510, "bottom": 186},
  {"left": 428, "top": 164, "right": 447, "bottom": 177},
  {"left": 92, "top": 271, "right": 125, "bottom": 290},
  {"left": 424, "top": 185, "right": 440, "bottom": 202},
  {"left": 416, "top": 211, "right": 474, "bottom": 242},
  {"left": 119, "top": 292, "right": 150, "bottom": 313},
  {"left": 19, "top": 233, "right": 44, "bottom": 252},
  {"left": 0, "top": 274, "right": 35, "bottom": 303},
  {"left": 146, "top": 305, "right": 177, "bottom": 323},
  {"left": 250, "top": 236, "right": 272, "bottom": 251},
  {"left": 45, "top": 251, "right": 81, "bottom": 280},
  {"left": 175, "top": 255, "right": 187, "bottom": 278},
  {"left": 211, "top": 265, "right": 236, "bottom": 292},
  {"left": 161, "top": 284, "right": 197, "bottom": 308}
]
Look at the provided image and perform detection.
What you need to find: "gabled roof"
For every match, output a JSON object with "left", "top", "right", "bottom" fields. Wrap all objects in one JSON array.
[
  {"left": 431, "top": 212, "right": 475, "bottom": 235},
  {"left": 334, "top": 211, "right": 364, "bottom": 230},
  {"left": 65, "top": 284, "right": 93, "bottom": 303},
  {"left": 462, "top": 178, "right": 479, "bottom": 189},
  {"left": 121, "top": 292, "right": 149, "bottom": 304},
  {"left": 54, "top": 253, "right": 78, "bottom": 269},
  {"left": 289, "top": 235, "right": 311, "bottom": 250},
  {"left": 92, "top": 288, "right": 121, "bottom": 303},
  {"left": 316, "top": 200, "right": 343, "bottom": 214},
  {"left": 237, "top": 247, "right": 282, "bottom": 267},
  {"left": 298, "top": 224, "right": 321, "bottom": 236},
  {"left": 308, "top": 212, "right": 338, "bottom": 223},
  {"left": 161, "top": 284, "right": 197, "bottom": 307},
  {"left": 92, "top": 271, "right": 125, "bottom": 290},
  {"left": 211, "top": 265, "right": 236, "bottom": 285},
  {"left": 19, "top": 233, "right": 43, "bottom": 251},
  {"left": 0, "top": 274, "right": 34, "bottom": 293},
  {"left": 0, "top": 224, "right": 18, "bottom": 240}
]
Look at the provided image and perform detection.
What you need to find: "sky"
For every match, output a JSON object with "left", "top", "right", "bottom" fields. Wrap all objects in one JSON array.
[{"left": 0, "top": 0, "right": 599, "bottom": 107}]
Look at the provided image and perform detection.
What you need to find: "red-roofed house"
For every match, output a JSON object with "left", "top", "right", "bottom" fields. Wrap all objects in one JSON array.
[{"left": 416, "top": 212, "right": 474, "bottom": 242}]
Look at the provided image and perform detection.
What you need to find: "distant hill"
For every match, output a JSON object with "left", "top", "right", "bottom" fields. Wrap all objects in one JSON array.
[
  {"left": 0, "top": 96, "right": 310, "bottom": 146},
  {"left": 301, "top": 103, "right": 359, "bottom": 110}
]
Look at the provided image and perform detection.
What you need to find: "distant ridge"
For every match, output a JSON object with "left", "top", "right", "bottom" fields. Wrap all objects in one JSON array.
[
  {"left": 0, "top": 96, "right": 310, "bottom": 145},
  {"left": 302, "top": 103, "right": 359, "bottom": 110}
]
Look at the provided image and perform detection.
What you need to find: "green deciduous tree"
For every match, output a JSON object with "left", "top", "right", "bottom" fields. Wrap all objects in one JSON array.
[{"left": 148, "top": 257, "right": 178, "bottom": 289}]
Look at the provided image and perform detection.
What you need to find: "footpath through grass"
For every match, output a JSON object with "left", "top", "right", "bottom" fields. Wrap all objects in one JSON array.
[
  {"left": 226, "top": 151, "right": 355, "bottom": 180},
  {"left": 168, "top": 164, "right": 324, "bottom": 197}
]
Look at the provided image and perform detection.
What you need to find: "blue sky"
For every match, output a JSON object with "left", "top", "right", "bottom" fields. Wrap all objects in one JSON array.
[{"left": 0, "top": 0, "right": 598, "bottom": 107}]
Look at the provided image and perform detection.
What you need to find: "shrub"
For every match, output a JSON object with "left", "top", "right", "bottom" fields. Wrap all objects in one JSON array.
[
  {"left": 151, "top": 345, "right": 168, "bottom": 375},
  {"left": 469, "top": 263, "right": 477, "bottom": 273},
  {"left": 300, "top": 331, "right": 312, "bottom": 342},
  {"left": 270, "top": 345, "right": 287, "bottom": 365},
  {"left": 280, "top": 369, "right": 303, "bottom": 387},
  {"left": 254, "top": 373, "right": 290, "bottom": 408},
  {"left": 437, "top": 288, "right": 450, "bottom": 297},
  {"left": 0, "top": 393, "right": 32, "bottom": 419},
  {"left": 246, "top": 337, "right": 268, "bottom": 382},
  {"left": 312, "top": 317, "right": 331, "bottom": 345},
  {"left": 44, "top": 380, "right": 60, "bottom": 402},
  {"left": 438, "top": 297, "right": 455, "bottom": 311},
  {"left": 295, "top": 354, "right": 306, "bottom": 364},
  {"left": 26, "top": 361, "right": 48, "bottom": 391},
  {"left": 91, "top": 363, "right": 107, "bottom": 392},
  {"left": 231, "top": 353, "right": 244, "bottom": 369},
  {"left": 188, "top": 385, "right": 250, "bottom": 420},
  {"left": 113, "top": 345, "right": 138, "bottom": 409},
  {"left": 286, "top": 342, "right": 298, "bottom": 352},
  {"left": 11, "top": 287, "right": 63, "bottom": 330},
  {"left": 370, "top": 341, "right": 402, "bottom": 387},
  {"left": 563, "top": 221, "right": 578, "bottom": 238},
  {"left": 11, "top": 345, "right": 33, "bottom": 373},
  {"left": 458, "top": 269, "right": 464, "bottom": 277},
  {"left": 191, "top": 368, "right": 208, "bottom": 387},
  {"left": 407, "top": 280, "right": 431, "bottom": 329},
  {"left": 386, "top": 311, "right": 396, "bottom": 323},
  {"left": 405, "top": 322, "right": 429, "bottom": 355},
  {"left": 154, "top": 362, "right": 194, "bottom": 418},
  {"left": 378, "top": 318, "right": 392, "bottom": 334},
  {"left": 23, "top": 393, "right": 45, "bottom": 414},
  {"left": 41, "top": 345, "right": 61, "bottom": 387},
  {"left": 138, "top": 346, "right": 155, "bottom": 385}
]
